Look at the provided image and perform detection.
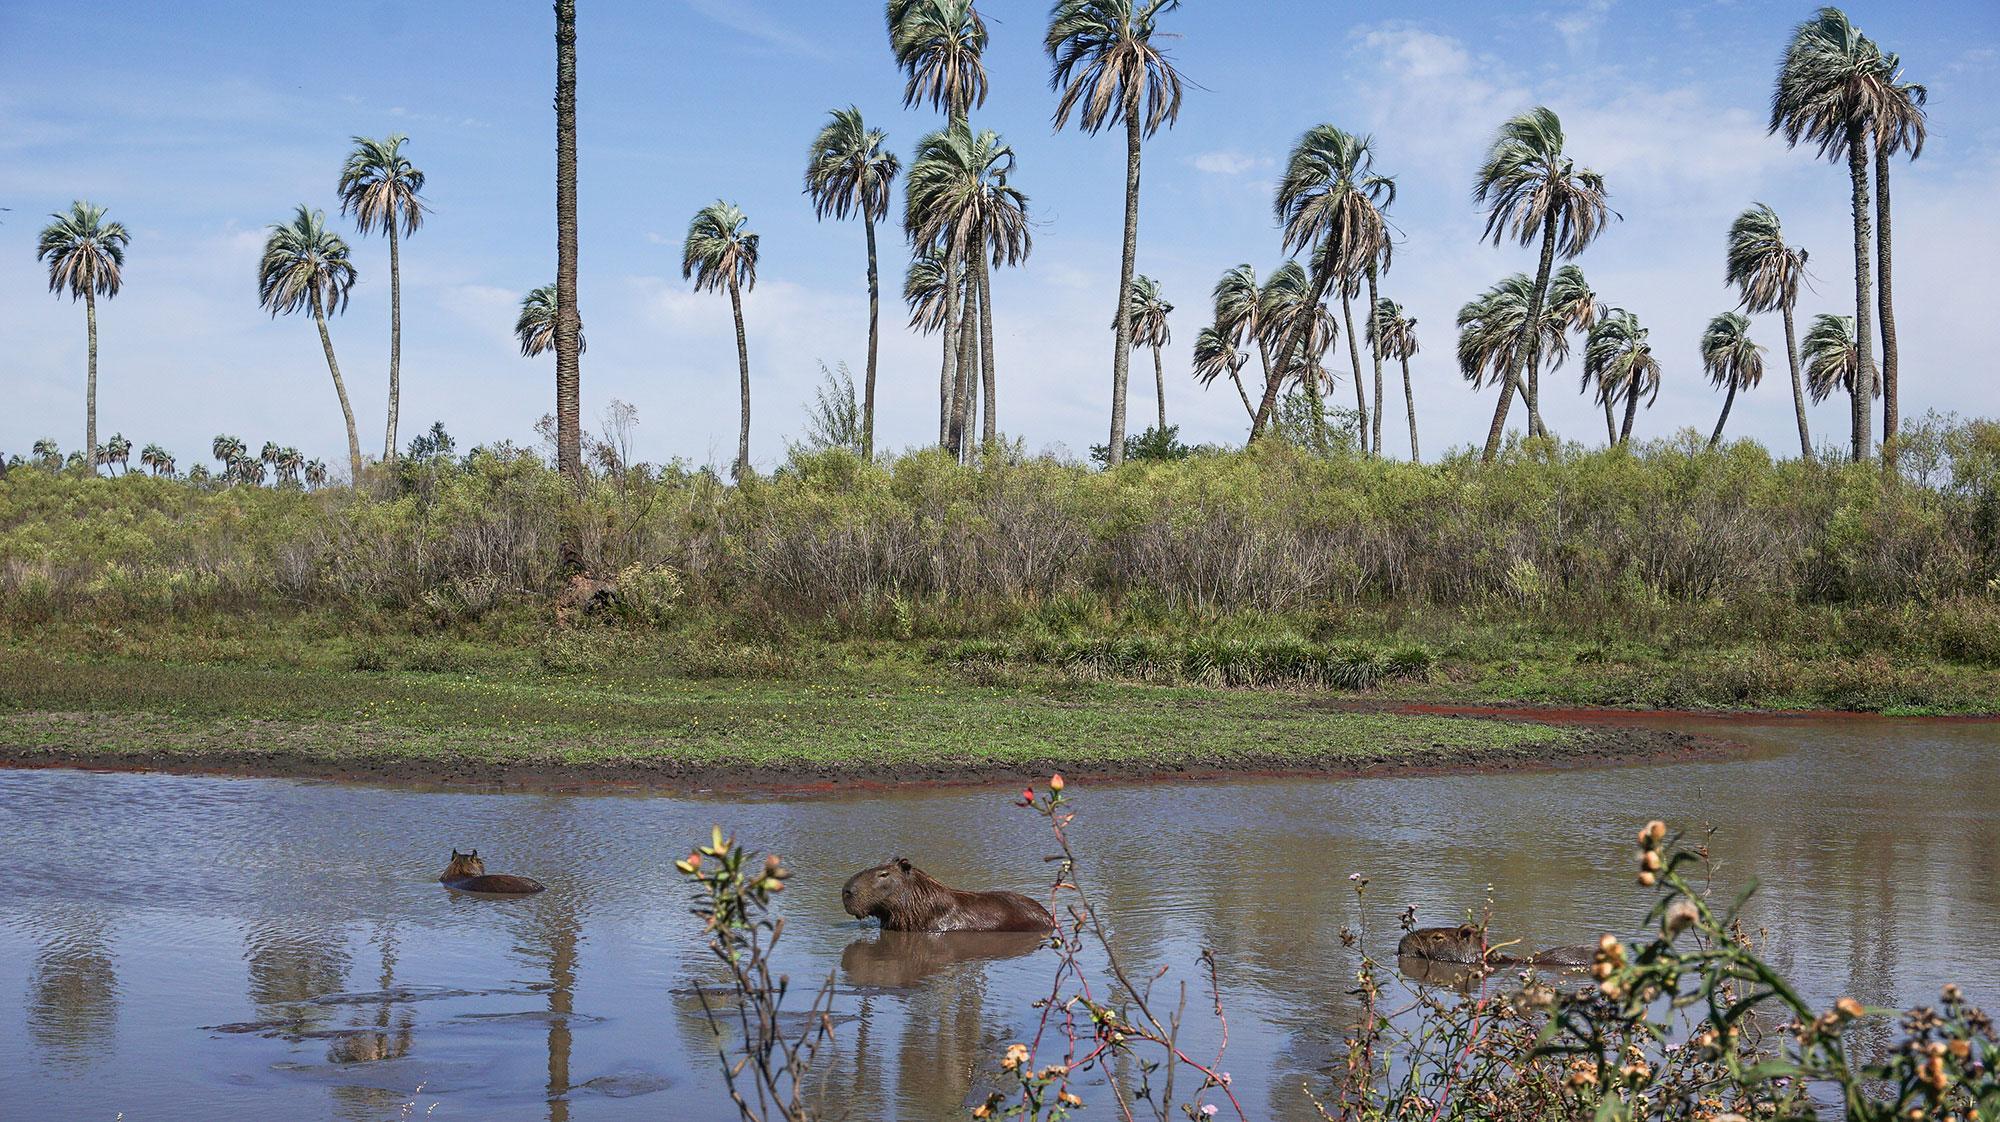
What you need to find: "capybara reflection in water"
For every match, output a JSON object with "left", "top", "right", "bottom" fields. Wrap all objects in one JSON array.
[
  {"left": 841, "top": 858, "right": 1052, "bottom": 933},
  {"left": 439, "top": 850, "right": 545, "bottom": 895}
]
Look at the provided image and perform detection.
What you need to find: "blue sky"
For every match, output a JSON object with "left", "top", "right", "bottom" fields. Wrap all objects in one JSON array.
[{"left": 2, "top": 1, "right": 1995, "bottom": 473}]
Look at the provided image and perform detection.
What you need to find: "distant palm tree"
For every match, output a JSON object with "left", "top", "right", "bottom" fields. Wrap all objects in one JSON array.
[
  {"left": 1770, "top": 6, "right": 1901, "bottom": 461},
  {"left": 1802, "top": 313, "right": 1866, "bottom": 407},
  {"left": 1700, "top": 312, "right": 1765, "bottom": 448},
  {"left": 1190, "top": 325, "right": 1255, "bottom": 424},
  {"left": 212, "top": 434, "right": 245, "bottom": 478},
  {"left": 1472, "top": 108, "right": 1614, "bottom": 460},
  {"left": 1541, "top": 265, "right": 1606, "bottom": 441},
  {"left": 1725, "top": 203, "right": 1812, "bottom": 457},
  {"left": 804, "top": 107, "right": 901, "bottom": 460},
  {"left": 1273, "top": 125, "right": 1394, "bottom": 453},
  {"left": 257, "top": 205, "right": 363, "bottom": 484},
  {"left": 236, "top": 456, "right": 266, "bottom": 487},
  {"left": 1123, "top": 275, "right": 1173, "bottom": 433},
  {"left": 1212, "top": 264, "right": 1275, "bottom": 435},
  {"left": 887, "top": 0, "right": 988, "bottom": 126},
  {"left": 682, "top": 201, "right": 760, "bottom": 479},
  {"left": 277, "top": 447, "right": 305, "bottom": 487},
  {"left": 1868, "top": 53, "right": 1925, "bottom": 458},
  {"left": 260, "top": 441, "right": 282, "bottom": 477},
  {"left": 186, "top": 463, "right": 211, "bottom": 484},
  {"left": 101, "top": 432, "right": 131, "bottom": 475},
  {"left": 515, "top": 283, "right": 586, "bottom": 357},
  {"left": 553, "top": 0, "right": 583, "bottom": 485},
  {"left": 1255, "top": 261, "right": 1337, "bottom": 435},
  {"left": 1367, "top": 298, "right": 1420, "bottom": 462},
  {"left": 32, "top": 439, "right": 61, "bottom": 470},
  {"left": 139, "top": 442, "right": 169, "bottom": 476},
  {"left": 337, "top": 133, "right": 426, "bottom": 462},
  {"left": 1045, "top": 0, "right": 1183, "bottom": 467},
  {"left": 1584, "top": 309, "right": 1661, "bottom": 445},
  {"left": 304, "top": 459, "right": 329, "bottom": 489},
  {"left": 36, "top": 201, "right": 130, "bottom": 476},
  {"left": 1458, "top": 275, "right": 1570, "bottom": 426}
]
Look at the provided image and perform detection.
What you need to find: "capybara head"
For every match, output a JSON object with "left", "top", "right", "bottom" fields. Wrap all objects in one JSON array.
[
  {"left": 441, "top": 849, "right": 486, "bottom": 881},
  {"left": 842, "top": 858, "right": 933, "bottom": 922},
  {"left": 1398, "top": 924, "right": 1486, "bottom": 962}
]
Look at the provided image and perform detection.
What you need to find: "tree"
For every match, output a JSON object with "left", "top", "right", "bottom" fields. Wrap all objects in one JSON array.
[
  {"left": 1457, "top": 274, "right": 1571, "bottom": 438},
  {"left": 304, "top": 459, "right": 329, "bottom": 488},
  {"left": 36, "top": 201, "right": 129, "bottom": 476},
  {"left": 212, "top": 435, "right": 245, "bottom": 479},
  {"left": 553, "top": 0, "right": 583, "bottom": 486},
  {"left": 1367, "top": 297, "right": 1420, "bottom": 462},
  {"left": 682, "top": 201, "right": 760, "bottom": 479},
  {"left": 888, "top": 0, "right": 987, "bottom": 127},
  {"left": 1868, "top": 52, "right": 1926, "bottom": 458},
  {"left": 1541, "top": 265, "right": 1606, "bottom": 441},
  {"left": 1583, "top": 309, "right": 1661, "bottom": 445},
  {"left": 1701, "top": 312, "right": 1765, "bottom": 448},
  {"left": 1045, "top": 0, "right": 1183, "bottom": 467},
  {"left": 516, "top": 283, "right": 586, "bottom": 357},
  {"left": 804, "top": 107, "right": 900, "bottom": 460},
  {"left": 337, "top": 133, "right": 426, "bottom": 462},
  {"left": 1472, "top": 107, "right": 1614, "bottom": 460},
  {"left": 32, "top": 439, "right": 61, "bottom": 470},
  {"left": 1254, "top": 261, "right": 1337, "bottom": 447},
  {"left": 1212, "top": 264, "right": 1276, "bottom": 436},
  {"left": 139, "top": 442, "right": 172, "bottom": 477},
  {"left": 1802, "top": 313, "right": 1866, "bottom": 408},
  {"left": 1726, "top": 203, "right": 1813, "bottom": 458},
  {"left": 1190, "top": 325, "right": 1255, "bottom": 423},
  {"left": 257, "top": 205, "right": 362, "bottom": 484},
  {"left": 1122, "top": 274, "right": 1172, "bottom": 433},
  {"left": 1272, "top": 125, "right": 1394, "bottom": 454},
  {"left": 101, "top": 433, "right": 131, "bottom": 475},
  {"left": 1771, "top": 6, "right": 1901, "bottom": 461}
]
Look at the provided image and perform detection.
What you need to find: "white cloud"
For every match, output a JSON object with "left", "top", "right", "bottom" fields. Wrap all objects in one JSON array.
[{"left": 1192, "top": 150, "right": 1266, "bottom": 176}]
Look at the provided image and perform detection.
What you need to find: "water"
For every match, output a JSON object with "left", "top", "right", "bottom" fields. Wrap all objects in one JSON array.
[{"left": 3, "top": 716, "right": 1996, "bottom": 1120}]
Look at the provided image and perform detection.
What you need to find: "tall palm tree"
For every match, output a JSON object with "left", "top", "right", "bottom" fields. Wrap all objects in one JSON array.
[
  {"left": 1726, "top": 203, "right": 1813, "bottom": 457},
  {"left": 1367, "top": 297, "right": 1420, "bottom": 462},
  {"left": 258, "top": 206, "right": 362, "bottom": 483},
  {"left": 32, "top": 439, "right": 61, "bottom": 470},
  {"left": 682, "top": 201, "right": 760, "bottom": 479},
  {"left": 553, "top": 0, "right": 583, "bottom": 485},
  {"left": 1190, "top": 325, "right": 1255, "bottom": 424},
  {"left": 36, "top": 201, "right": 129, "bottom": 476},
  {"left": 1540, "top": 264, "right": 1605, "bottom": 440},
  {"left": 139, "top": 442, "right": 169, "bottom": 477},
  {"left": 304, "top": 459, "right": 329, "bottom": 488},
  {"left": 259, "top": 441, "right": 282, "bottom": 479},
  {"left": 337, "top": 133, "right": 426, "bottom": 462},
  {"left": 1123, "top": 274, "right": 1172, "bottom": 433},
  {"left": 1271, "top": 125, "right": 1394, "bottom": 453},
  {"left": 515, "top": 283, "right": 586, "bottom": 357},
  {"left": 1700, "top": 311, "right": 1765, "bottom": 448},
  {"left": 1045, "top": 0, "right": 1183, "bottom": 467},
  {"left": 1254, "top": 260, "right": 1337, "bottom": 440},
  {"left": 1458, "top": 275, "right": 1569, "bottom": 418},
  {"left": 1212, "top": 264, "right": 1275, "bottom": 435},
  {"left": 1868, "top": 55, "right": 1925, "bottom": 458},
  {"left": 1583, "top": 309, "right": 1660, "bottom": 445},
  {"left": 1802, "top": 313, "right": 1865, "bottom": 407},
  {"left": 1771, "top": 6, "right": 1901, "bottom": 461},
  {"left": 278, "top": 447, "right": 305, "bottom": 487},
  {"left": 1472, "top": 107, "right": 1614, "bottom": 460},
  {"left": 212, "top": 434, "right": 244, "bottom": 478},
  {"left": 888, "top": 0, "right": 987, "bottom": 127},
  {"left": 102, "top": 433, "right": 131, "bottom": 475},
  {"left": 804, "top": 107, "right": 901, "bottom": 460}
]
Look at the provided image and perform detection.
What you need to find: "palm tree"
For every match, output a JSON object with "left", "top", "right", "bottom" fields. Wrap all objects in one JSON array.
[
  {"left": 1255, "top": 261, "right": 1337, "bottom": 441},
  {"left": 888, "top": 0, "right": 988, "bottom": 127},
  {"left": 1802, "top": 313, "right": 1866, "bottom": 407},
  {"left": 1457, "top": 275, "right": 1569, "bottom": 422},
  {"left": 1271, "top": 125, "right": 1394, "bottom": 452},
  {"left": 304, "top": 459, "right": 329, "bottom": 489},
  {"left": 211, "top": 435, "right": 244, "bottom": 478},
  {"left": 278, "top": 447, "right": 305, "bottom": 487},
  {"left": 1212, "top": 264, "right": 1276, "bottom": 435},
  {"left": 258, "top": 205, "right": 362, "bottom": 484},
  {"left": 1869, "top": 54, "right": 1925, "bottom": 458},
  {"left": 36, "top": 201, "right": 130, "bottom": 476},
  {"left": 804, "top": 107, "right": 901, "bottom": 460},
  {"left": 682, "top": 201, "right": 760, "bottom": 479},
  {"left": 1771, "top": 7, "right": 1901, "bottom": 461},
  {"left": 32, "top": 439, "right": 60, "bottom": 470},
  {"left": 139, "top": 442, "right": 169, "bottom": 476},
  {"left": 1190, "top": 325, "right": 1255, "bottom": 424},
  {"left": 1123, "top": 275, "right": 1172, "bottom": 433},
  {"left": 1045, "top": 0, "right": 1184, "bottom": 467},
  {"left": 1726, "top": 203, "right": 1813, "bottom": 457},
  {"left": 1701, "top": 312, "right": 1765, "bottom": 448},
  {"left": 260, "top": 441, "right": 282, "bottom": 479},
  {"left": 1541, "top": 265, "right": 1606, "bottom": 441},
  {"left": 515, "top": 283, "right": 586, "bottom": 357},
  {"left": 1583, "top": 309, "right": 1661, "bottom": 445},
  {"left": 1367, "top": 298, "right": 1420, "bottom": 462},
  {"left": 553, "top": 0, "right": 583, "bottom": 485},
  {"left": 1472, "top": 107, "right": 1614, "bottom": 460},
  {"left": 337, "top": 133, "right": 426, "bottom": 462},
  {"left": 102, "top": 433, "right": 131, "bottom": 475}
]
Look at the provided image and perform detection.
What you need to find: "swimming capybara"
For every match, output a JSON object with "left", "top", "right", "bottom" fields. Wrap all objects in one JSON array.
[
  {"left": 439, "top": 850, "right": 545, "bottom": 895},
  {"left": 1526, "top": 943, "right": 1594, "bottom": 969},
  {"left": 840, "top": 858, "right": 1052, "bottom": 933},
  {"left": 1397, "top": 924, "right": 1495, "bottom": 965}
]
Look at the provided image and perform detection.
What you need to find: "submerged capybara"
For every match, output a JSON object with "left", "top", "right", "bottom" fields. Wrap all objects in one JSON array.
[
  {"left": 439, "top": 850, "right": 545, "bottom": 895},
  {"left": 1526, "top": 943, "right": 1594, "bottom": 969},
  {"left": 841, "top": 858, "right": 1052, "bottom": 933},
  {"left": 1397, "top": 924, "right": 1495, "bottom": 965}
]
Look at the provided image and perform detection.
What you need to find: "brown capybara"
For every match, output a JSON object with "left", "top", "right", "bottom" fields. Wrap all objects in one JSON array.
[
  {"left": 440, "top": 850, "right": 545, "bottom": 895},
  {"left": 841, "top": 858, "right": 1052, "bottom": 933},
  {"left": 1527, "top": 943, "right": 1594, "bottom": 970},
  {"left": 1397, "top": 924, "right": 1497, "bottom": 965}
]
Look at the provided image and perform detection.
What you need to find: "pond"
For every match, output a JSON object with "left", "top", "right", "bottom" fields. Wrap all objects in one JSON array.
[{"left": 4, "top": 715, "right": 1997, "bottom": 1119}]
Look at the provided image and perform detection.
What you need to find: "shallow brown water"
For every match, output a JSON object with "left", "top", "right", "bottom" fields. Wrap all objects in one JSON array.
[{"left": 3, "top": 715, "right": 1997, "bottom": 1120}]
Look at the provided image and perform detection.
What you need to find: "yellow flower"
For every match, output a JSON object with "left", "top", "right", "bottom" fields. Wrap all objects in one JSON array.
[
  {"left": 1834, "top": 997, "right": 1865, "bottom": 1020},
  {"left": 1048, "top": 773, "right": 1065, "bottom": 792},
  {"left": 1002, "top": 1043, "right": 1030, "bottom": 1072}
]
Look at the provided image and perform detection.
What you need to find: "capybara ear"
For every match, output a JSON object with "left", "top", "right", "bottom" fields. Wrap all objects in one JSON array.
[
  {"left": 451, "top": 849, "right": 462, "bottom": 858},
  {"left": 895, "top": 857, "right": 912, "bottom": 873},
  {"left": 470, "top": 849, "right": 478, "bottom": 857},
  {"left": 1460, "top": 924, "right": 1479, "bottom": 938}
]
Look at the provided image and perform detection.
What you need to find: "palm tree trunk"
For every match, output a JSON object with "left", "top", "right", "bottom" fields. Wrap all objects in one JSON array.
[
  {"left": 728, "top": 275, "right": 751, "bottom": 479},
  {"left": 1620, "top": 380, "right": 1640, "bottom": 445},
  {"left": 312, "top": 294, "right": 363, "bottom": 484},
  {"left": 1400, "top": 354, "right": 1419, "bottom": 463},
  {"left": 862, "top": 215, "right": 879, "bottom": 461},
  {"left": 1482, "top": 210, "right": 1558, "bottom": 462},
  {"left": 1106, "top": 110, "right": 1143, "bottom": 467},
  {"left": 553, "top": 0, "right": 583, "bottom": 486},
  {"left": 955, "top": 270, "right": 977, "bottom": 461},
  {"left": 939, "top": 245, "right": 963, "bottom": 455},
  {"left": 977, "top": 247, "right": 997, "bottom": 448},
  {"left": 1152, "top": 344, "right": 1166, "bottom": 434},
  {"left": 1366, "top": 267, "right": 1385, "bottom": 455},
  {"left": 1230, "top": 367, "right": 1256, "bottom": 422},
  {"left": 1709, "top": 380, "right": 1737, "bottom": 448},
  {"left": 1524, "top": 344, "right": 1548, "bottom": 439},
  {"left": 1874, "top": 142, "right": 1898, "bottom": 464},
  {"left": 383, "top": 219, "right": 402, "bottom": 462},
  {"left": 1782, "top": 305, "right": 1811, "bottom": 458},
  {"left": 84, "top": 289, "right": 99, "bottom": 476},
  {"left": 1603, "top": 394, "right": 1617, "bottom": 446},
  {"left": 1339, "top": 285, "right": 1366, "bottom": 451},
  {"left": 1845, "top": 122, "right": 1876, "bottom": 463}
]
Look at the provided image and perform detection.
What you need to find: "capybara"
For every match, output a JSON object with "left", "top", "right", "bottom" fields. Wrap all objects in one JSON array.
[
  {"left": 1527, "top": 943, "right": 1594, "bottom": 969},
  {"left": 439, "top": 850, "right": 545, "bottom": 895},
  {"left": 1397, "top": 924, "right": 1496, "bottom": 965},
  {"left": 840, "top": 858, "right": 1052, "bottom": 933}
]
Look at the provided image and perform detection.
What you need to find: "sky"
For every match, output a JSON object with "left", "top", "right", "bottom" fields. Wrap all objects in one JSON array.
[{"left": 2, "top": 1, "right": 1996, "bottom": 475}]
